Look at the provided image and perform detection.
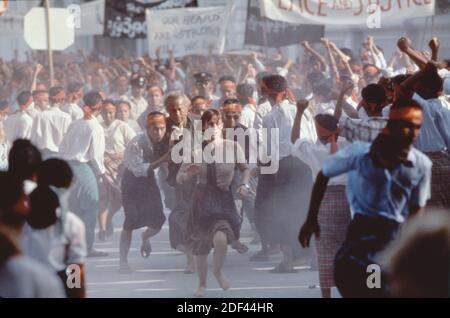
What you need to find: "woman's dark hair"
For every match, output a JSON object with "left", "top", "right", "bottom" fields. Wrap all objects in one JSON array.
[
  {"left": 201, "top": 109, "right": 220, "bottom": 130},
  {"left": 8, "top": 139, "right": 42, "bottom": 182},
  {"left": 0, "top": 171, "right": 26, "bottom": 228},
  {"left": 27, "top": 159, "right": 73, "bottom": 230},
  {"left": 37, "top": 159, "right": 73, "bottom": 188}
]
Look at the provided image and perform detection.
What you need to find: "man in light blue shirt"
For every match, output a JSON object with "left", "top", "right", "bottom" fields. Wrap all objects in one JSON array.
[
  {"left": 299, "top": 97, "right": 432, "bottom": 297},
  {"left": 408, "top": 63, "right": 450, "bottom": 211}
]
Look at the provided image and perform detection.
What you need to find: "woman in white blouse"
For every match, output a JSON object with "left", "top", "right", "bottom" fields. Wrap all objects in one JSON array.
[
  {"left": 98, "top": 100, "right": 136, "bottom": 240},
  {"left": 177, "top": 109, "right": 250, "bottom": 297}
]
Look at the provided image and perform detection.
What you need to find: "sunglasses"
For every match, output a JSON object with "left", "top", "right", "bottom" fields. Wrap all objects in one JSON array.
[{"left": 224, "top": 113, "right": 240, "bottom": 120}]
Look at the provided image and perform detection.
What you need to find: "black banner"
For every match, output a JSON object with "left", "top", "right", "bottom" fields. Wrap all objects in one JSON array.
[
  {"left": 104, "top": 0, "right": 198, "bottom": 39},
  {"left": 437, "top": 1, "right": 450, "bottom": 14},
  {"left": 244, "top": 0, "right": 324, "bottom": 47}
]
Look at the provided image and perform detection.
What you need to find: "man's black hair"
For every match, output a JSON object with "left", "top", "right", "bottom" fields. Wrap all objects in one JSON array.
[
  {"left": 361, "top": 83, "right": 387, "bottom": 105},
  {"left": 49, "top": 86, "right": 65, "bottom": 99},
  {"left": 16, "top": 91, "right": 32, "bottom": 106},
  {"left": 262, "top": 75, "right": 288, "bottom": 93},
  {"left": 67, "top": 82, "right": 83, "bottom": 94},
  {"left": 315, "top": 113, "right": 339, "bottom": 131},
  {"left": 219, "top": 75, "right": 236, "bottom": 84},
  {"left": 236, "top": 83, "right": 254, "bottom": 99},
  {"left": 83, "top": 91, "right": 102, "bottom": 108}
]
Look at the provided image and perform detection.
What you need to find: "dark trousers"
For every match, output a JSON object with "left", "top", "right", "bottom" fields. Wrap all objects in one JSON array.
[{"left": 334, "top": 213, "right": 400, "bottom": 298}]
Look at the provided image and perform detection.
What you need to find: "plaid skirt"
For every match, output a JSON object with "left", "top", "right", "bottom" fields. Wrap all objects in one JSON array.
[
  {"left": 315, "top": 185, "right": 351, "bottom": 289},
  {"left": 426, "top": 151, "right": 450, "bottom": 211}
]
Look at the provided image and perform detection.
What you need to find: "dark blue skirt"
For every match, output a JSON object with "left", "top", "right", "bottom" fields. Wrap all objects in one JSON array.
[{"left": 121, "top": 169, "right": 165, "bottom": 231}]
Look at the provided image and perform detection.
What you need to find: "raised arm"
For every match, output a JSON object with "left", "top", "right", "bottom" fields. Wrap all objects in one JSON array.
[
  {"left": 429, "top": 37, "right": 440, "bottom": 62},
  {"left": 302, "top": 41, "right": 327, "bottom": 71},
  {"left": 397, "top": 37, "right": 432, "bottom": 70},
  {"left": 330, "top": 42, "right": 355, "bottom": 78},
  {"left": 291, "top": 99, "right": 309, "bottom": 143},
  {"left": 30, "top": 63, "right": 44, "bottom": 91},
  {"left": 399, "top": 61, "right": 438, "bottom": 97},
  {"left": 334, "top": 81, "right": 355, "bottom": 120},
  {"left": 322, "top": 37, "right": 340, "bottom": 81}
]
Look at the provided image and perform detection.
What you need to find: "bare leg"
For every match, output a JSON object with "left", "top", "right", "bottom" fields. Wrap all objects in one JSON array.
[
  {"left": 281, "top": 245, "right": 294, "bottom": 267},
  {"left": 213, "top": 231, "right": 230, "bottom": 291},
  {"left": 321, "top": 287, "right": 331, "bottom": 298},
  {"left": 119, "top": 229, "right": 132, "bottom": 272},
  {"left": 185, "top": 250, "right": 196, "bottom": 273},
  {"left": 140, "top": 227, "right": 160, "bottom": 258},
  {"left": 98, "top": 208, "right": 108, "bottom": 233},
  {"left": 142, "top": 227, "right": 160, "bottom": 241},
  {"left": 105, "top": 193, "right": 122, "bottom": 235},
  {"left": 195, "top": 254, "right": 208, "bottom": 297},
  {"left": 98, "top": 184, "right": 109, "bottom": 237}
]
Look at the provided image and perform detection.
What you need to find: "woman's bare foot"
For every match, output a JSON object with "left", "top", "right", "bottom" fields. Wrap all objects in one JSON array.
[
  {"left": 194, "top": 286, "right": 206, "bottom": 297},
  {"left": 214, "top": 271, "right": 230, "bottom": 291}
]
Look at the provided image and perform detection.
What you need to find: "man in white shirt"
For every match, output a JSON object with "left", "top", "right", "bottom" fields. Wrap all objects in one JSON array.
[
  {"left": 119, "top": 112, "right": 170, "bottom": 273},
  {"left": 30, "top": 83, "right": 50, "bottom": 113},
  {"left": 3, "top": 91, "right": 34, "bottom": 145},
  {"left": 253, "top": 75, "right": 316, "bottom": 270},
  {"left": 211, "top": 76, "right": 237, "bottom": 110},
  {"left": 61, "top": 82, "right": 84, "bottom": 121},
  {"left": 237, "top": 83, "right": 257, "bottom": 129},
  {"left": 137, "top": 85, "right": 167, "bottom": 130},
  {"left": 291, "top": 102, "right": 351, "bottom": 298},
  {"left": 124, "top": 76, "right": 148, "bottom": 120},
  {"left": 337, "top": 84, "right": 389, "bottom": 143},
  {"left": 59, "top": 91, "right": 108, "bottom": 258},
  {"left": 31, "top": 87, "right": 72, "bottom": 159},
  {"left": 109, "top": 75, "right": 129, "bottom": 101},
  {"left": 0, "top": 100, "right": 10, "bottom": 122}
]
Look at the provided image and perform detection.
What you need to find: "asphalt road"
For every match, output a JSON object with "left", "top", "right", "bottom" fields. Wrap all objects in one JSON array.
[{"left": 85, "top": 211, "right": 342, "bottom": 298}]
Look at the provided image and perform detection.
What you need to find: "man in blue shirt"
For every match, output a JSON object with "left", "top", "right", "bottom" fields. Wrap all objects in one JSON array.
[{"left": 299, "top": 97, "right": 432, "bottom": 297}]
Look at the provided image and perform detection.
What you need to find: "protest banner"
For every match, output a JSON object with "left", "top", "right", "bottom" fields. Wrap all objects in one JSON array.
[
  {"left": 146, "top": 4, "right": 231, "bottom": 58},
  {"left": 260, "top": 0, "right": 435, "bottom": 26},
  {"left": 104, "top": 0, "right": 197, "bottom": 39},
  {"left": 245, "top": 0, "right": 323, "bottom": 47}
]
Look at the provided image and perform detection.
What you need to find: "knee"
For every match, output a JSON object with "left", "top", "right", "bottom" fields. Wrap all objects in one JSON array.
[{"left": 213, "top": 231, "right": 228, "bottom": 247}]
